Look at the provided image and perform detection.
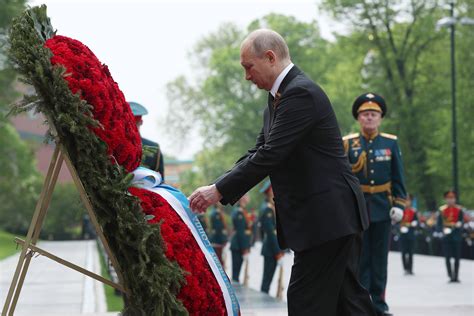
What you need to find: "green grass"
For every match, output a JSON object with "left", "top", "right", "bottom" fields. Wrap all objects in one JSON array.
[
  {"left": 98, "top": 244, "right": 124, "bottom": 311},
  {"left": 0, "top": 230, "right": 19, "bottom": 260}
]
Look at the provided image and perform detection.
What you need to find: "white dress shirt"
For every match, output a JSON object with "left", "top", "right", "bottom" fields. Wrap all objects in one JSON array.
[{"left": 270, "top": 62, "right": 294, "bottom": 97}]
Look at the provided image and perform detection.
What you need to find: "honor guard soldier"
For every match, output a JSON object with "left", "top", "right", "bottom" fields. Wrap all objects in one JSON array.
[
  {"left": 259, "top": 180, "right": 284, "bottom": 293},
  {"left": 129, "top": 101, "right": 165, "bottom": 179},
  {"left": 399, "top": 194, "right": 418, "bottom": 275},
  {"left": 209, "top": 204, "right": 228, "bottom": 265},
  {"left": 230, "top": 194, "right": 252, "bottom": 283},
  {"left": 437, "top": 190, "right": 464, "bottom": 283},
  {"left": 344, "top": 93, "right": 407, "bottom": 316}
]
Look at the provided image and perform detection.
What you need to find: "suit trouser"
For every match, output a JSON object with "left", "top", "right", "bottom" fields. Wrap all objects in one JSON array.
[
  {"left": 261, "top": 255, "right": 277, "bottom": 293},
  {"left": 287, "top": 234, "right": 376, "bottom": 316},
  {"left": 359, "top": 220, "right": 391, "bottom": 313},
  {"left": 231, "top": 250, "right": 244, "bottom": 282}
]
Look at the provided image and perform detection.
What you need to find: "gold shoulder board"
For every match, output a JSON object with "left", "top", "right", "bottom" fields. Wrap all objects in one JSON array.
[
  {"left": 343, "top": 132, "right": 360, "bottom": 141},
  {"left": 380, "top": 132, "right": 398, "bottom": 140}
]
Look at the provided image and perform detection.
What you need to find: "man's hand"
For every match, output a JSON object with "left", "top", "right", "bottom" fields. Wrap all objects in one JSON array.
[{"left": 188, "top": 184, "right": 222, "bottom": 214}]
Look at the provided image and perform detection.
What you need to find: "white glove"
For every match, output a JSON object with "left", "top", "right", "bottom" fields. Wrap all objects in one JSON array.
[
  {"left": 443, "top": 227, "right": 452, "bottom": 235},
  {"left": 390, "top": 207, "right": 404, "bottom": 223},
  {"left": 411, "top": 220, "right": 418, "bottom": 227},
  {"left": 455, "top": 221, "right": 462, "bottom": 228},
  {"left": 400, "top": 226, "right": 409, "bottom": 234}
]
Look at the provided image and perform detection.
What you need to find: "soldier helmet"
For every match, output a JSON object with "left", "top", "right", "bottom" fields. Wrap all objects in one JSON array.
[{"left": 352, "top": 93, "right": 387, "bottom": 119}]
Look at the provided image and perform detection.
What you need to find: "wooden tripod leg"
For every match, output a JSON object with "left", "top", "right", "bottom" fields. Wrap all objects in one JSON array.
[
  {"left": 8, "top": 152, "right": 64, "bottom": 316},
  {"left": 1, "top": 147, "right": 63, "bottom": 316},
  {"left": 14, "top": 238, "right": 127, "bottom": 294}
]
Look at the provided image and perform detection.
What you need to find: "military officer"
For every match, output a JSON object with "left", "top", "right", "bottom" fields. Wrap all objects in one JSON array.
[
  {"left": 399, "top": 194, "right": 418, "bottom": 275},
  {"left": 209, "top": 204, "right": 228, "bottom": 265},
  {"left": 129, "top": 101, "right": 165, "bottom": 179},
  {"left": 230, "top": 194, "right": 252, "bottom": 283},
  {"left": 437, "top": 190, "right": 464, "bottom": 283},
  {"left": 259, "top": 180, "right": 284, "bottom": 293},
  {"left": 344, "top": 93, "right": 407, "bottom": 316}
]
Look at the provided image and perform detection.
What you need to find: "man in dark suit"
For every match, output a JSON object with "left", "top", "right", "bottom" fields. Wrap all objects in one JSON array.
[{"left": 189, "top": 29, "right": 375, "bottom": 316}]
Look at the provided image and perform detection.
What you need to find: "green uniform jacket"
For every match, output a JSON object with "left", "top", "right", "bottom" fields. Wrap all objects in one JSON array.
[
  {"left": 260, "top": 205, "right": 281, "bottom": 257},
  {"left": 209, "top": 208, "right": 228, "bottom": 245},
  {"left": 436, "top": 204, "right": 464, "bottom": 242},
  {"left": 141, "top": 137, "right": 165, "bottom": 179},
  {"left": 344, "top": 132, "right": 407, "bottom": 222},
  {"left": 230, "top": 207, "right": 251, "bottom": 252}
]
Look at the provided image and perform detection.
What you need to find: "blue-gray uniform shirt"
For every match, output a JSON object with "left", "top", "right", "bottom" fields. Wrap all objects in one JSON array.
[{"left": 344, "top": 132, "right": 407, "bottom": 222}]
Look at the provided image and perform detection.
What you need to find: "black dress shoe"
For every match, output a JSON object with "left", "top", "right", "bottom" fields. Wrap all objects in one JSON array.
[{"left": 376, "top": 312, "right": 393, "bottom": 316}]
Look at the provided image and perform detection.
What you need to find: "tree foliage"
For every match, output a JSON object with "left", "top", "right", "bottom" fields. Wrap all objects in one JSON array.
[
  {"left": 321, "top": 0, "right": 474, "bottom": 208},
  {"left": 0, "top": 0, "right": 27, "bottom": 112}
]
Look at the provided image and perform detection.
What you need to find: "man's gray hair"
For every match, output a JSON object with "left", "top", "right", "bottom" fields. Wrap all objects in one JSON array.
[{"left": 242, "top": 29, "right": 290, "bottom": 61}]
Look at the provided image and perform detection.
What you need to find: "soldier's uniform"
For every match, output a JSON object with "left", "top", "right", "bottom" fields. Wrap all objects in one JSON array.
[
  {"left": 209, "top": 206, "right": 228, "bottom": 265},
  {"left": 129, "top": 101, "right": 165, "bottom": 179},
  {"left": 230, "top": 206, "right": 252, "bottom": 282},
  {"left": 399, "top": 207, "right": 418, "bottom": 274},
  {"left": 437, "top": 204, "right": 464, "bottom": 282},
  {"left": 259, "top": 180, "right": 283, "bottom": 293},
  {"left": 260, "top": 203, "right": 283, "bottom": 293},
  {"left": 141, "top": 137, "right": 165, "bottom": 178},
  {"left": 344, "top": 93, "right": 407, "bottom": 315}
]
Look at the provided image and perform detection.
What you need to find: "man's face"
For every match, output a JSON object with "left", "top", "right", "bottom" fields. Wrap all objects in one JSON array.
[
  {"left": 239, "top": 194, "right": 250, "bottom": 207},
  {"left": 240, "top": 45, "right": 275, "bottom": 91},
  {"left": 445, "top": 192, "right": 456, "bottom": 206},
  {"left": 357, "top": 110, "right": 382, "bottom": 132}
]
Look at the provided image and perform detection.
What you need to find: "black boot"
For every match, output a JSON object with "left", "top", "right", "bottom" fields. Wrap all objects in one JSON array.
[
  {"left": 446, "top": 257, "right": 453, "bottom": 281},
  {"left": 453, "top": 259, "right": 460, "bottom": 282}
]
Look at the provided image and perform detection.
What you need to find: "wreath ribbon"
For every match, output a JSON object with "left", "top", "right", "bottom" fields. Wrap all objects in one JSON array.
[{"left": 131, "top": 167, "right": 240, "bottom": 315}]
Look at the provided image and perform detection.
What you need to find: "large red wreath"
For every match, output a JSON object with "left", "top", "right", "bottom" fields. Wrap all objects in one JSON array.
[{"left": 45, "top": 35, "right": 226, "bottom": 315}]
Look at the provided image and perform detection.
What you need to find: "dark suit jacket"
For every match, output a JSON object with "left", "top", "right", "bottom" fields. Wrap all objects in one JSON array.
[{"left": 215, "top": 66, "right": 369, "bottom": 252}]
